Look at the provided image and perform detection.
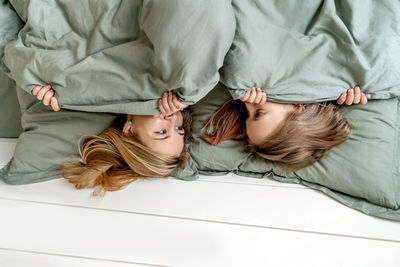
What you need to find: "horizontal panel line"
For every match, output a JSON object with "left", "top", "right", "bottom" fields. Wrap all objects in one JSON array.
[
  {"left": 1, "top": 197, "right": 399, "bottom": 244},
  {"left": 0, "top": 247, "right": 172, "bottom": 267}
]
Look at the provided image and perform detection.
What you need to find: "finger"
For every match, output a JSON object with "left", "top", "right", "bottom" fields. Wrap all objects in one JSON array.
[
  {"left": 172, "top": 94, "right": 185, "bottom": 111},
  {"left": 158, "top": 98, "right": 167, "bottom": 114},
  {"left": 171, "top": 94, "right": 181, "bottom": 110},
  {"left": 254, "top": 88, "right": 263, "bottom": 104},
  {"left": 42, "top": 90, "right": 54, "bottom": 106},
  {"left": 248, "top": 87, "right": 257, "bottom": 103},
  {"left": 240, "top": 91, "right": 250, "bottom": 102},
  {"left": 260, "top": 92, "right": 267, "bottom": 104},
  {"left": 161, "top": 92, "right": 172, "bottom": 114},
  {"left": 166, "top": 91, "right": 176, "bottom": 113},
  {"left": 353, "top": 86, "right": 361, "bottom": 104},
  {"left": 337, "top": 92, "right": 347, "bottom": 105},
  {"left": 345, "top": 88, "right": 354, "bottom": 105},
  {"left": 36, "top": 85, "right": 51, "bottom": 100},
  {"left": 50, "top": 97, "right": 60, "bottom": 111},
  {"left": 31, "top": 85, "right": 42, "bottom": 96},
  {"left": 360, "top": 93, "right": 368, "bottom": 105}
]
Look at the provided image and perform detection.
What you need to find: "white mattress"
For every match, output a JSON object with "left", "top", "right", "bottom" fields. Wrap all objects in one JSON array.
[{"left": 1, "top": 138, "right": 399, "bottom": 267}]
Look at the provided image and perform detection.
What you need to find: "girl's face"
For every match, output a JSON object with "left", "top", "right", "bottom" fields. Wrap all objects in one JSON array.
[
  {"left": 125, "top": 112, "right": 185, "bottom": 157},
  {"left": 245, "top": 101, "right": 295, "bottom": 145}
]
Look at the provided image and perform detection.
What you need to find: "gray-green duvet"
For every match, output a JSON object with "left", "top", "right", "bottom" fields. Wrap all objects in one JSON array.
[{"left": 1, "top": 0, "right": 399, "bottom": 220}]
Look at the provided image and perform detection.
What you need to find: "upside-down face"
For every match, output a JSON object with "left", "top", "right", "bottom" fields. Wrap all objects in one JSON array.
[
  {"left": 123, "top": 112, "right": 185, "bottom": 157},
  {"left": 244, "top": 101, "right": 300, "bottom": 145}
]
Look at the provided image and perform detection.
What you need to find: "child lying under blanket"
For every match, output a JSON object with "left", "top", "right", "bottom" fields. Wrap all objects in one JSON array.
[
  {"left": 32, "top": 84, "right": 190, "bottom": 195},
  {"left": 204, "top": 86, "right": 368, "bottom": 172}
]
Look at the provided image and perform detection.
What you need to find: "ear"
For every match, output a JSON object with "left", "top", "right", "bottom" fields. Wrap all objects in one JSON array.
[
  {"left": 122, "top": 120, "right": 133, "bottom": 136},
  {"left": 292, "top": 104, "right": 305, "bottom": 114}
]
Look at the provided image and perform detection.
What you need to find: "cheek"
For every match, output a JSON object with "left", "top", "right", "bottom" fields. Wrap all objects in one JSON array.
[
  {"left": 246, "top": 131, "right": 258, "bottom": 145},
  {"left": 246, "top": 121, "right": 272, "bottom": 145},
  {"left": 245, "top": 123, "right": 259, "bottom": 144}
]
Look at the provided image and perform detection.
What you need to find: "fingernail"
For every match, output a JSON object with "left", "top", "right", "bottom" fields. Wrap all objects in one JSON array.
[{"left": 348, "top": 88, "right": 353, "bottom": 93}]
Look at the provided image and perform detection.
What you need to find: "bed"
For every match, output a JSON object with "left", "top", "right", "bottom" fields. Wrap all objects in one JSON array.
[{"left": 1, "top": 0, "right": 400, "bottom": 265}]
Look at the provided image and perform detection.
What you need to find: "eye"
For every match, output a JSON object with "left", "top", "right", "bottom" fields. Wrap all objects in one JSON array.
[
  {"left": 175, "top": 125, "right": 184, "bottom": 131},
  {"left": 255, "top": 110, "right": 265, "bottom": 118},
  {"left": 155, "top": 129, "right": 167, "bottom": 134}
]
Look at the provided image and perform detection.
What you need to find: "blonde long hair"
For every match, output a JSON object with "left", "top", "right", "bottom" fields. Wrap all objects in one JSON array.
[
  {"left": 204, "top": 100, "right": 351, "bottom": 172},
  {"left": 62, "top": 110, "right": 191, "bottom": 195}
]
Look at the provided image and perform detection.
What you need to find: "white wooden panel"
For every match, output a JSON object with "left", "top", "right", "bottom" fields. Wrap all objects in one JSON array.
[
  {"left": 0, "top": 138, "right": 17, "bottom": 165},
  {"left": 0, "top": 178, "right": 399, "bottom": 242},
  {"left": 1, "top": 199, "right": 399, "bottom": 267},
  {"left": 0, "top": 249, "right": 154, "bottom": 267}
]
